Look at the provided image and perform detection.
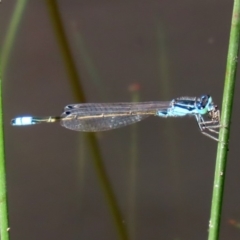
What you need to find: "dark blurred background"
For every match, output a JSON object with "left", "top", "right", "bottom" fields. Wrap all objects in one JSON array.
[{"left": 1, "top": 0, "right": 240, "bottom": 239}]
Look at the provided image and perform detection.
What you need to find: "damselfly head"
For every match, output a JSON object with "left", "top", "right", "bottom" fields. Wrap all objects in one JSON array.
[
  {"left": 195, "top": 94, "right": 213, "bottom": 115},
  {"left": 200, "top": 94, "right": 211, "bottom": 108},
  {"left": 196, "top": 95, "right": 211, "bottom": 110}
]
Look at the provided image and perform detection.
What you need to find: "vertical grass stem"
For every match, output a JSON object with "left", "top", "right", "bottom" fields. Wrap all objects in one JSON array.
[
  {"left": 208, "top": 1, "right": 240, "bottom": 239},
  {"left": 0, "top": 77, "right": 9, "bottom": 240}
]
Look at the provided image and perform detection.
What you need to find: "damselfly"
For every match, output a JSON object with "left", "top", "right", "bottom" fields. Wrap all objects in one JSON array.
[{"left": 11, "top": 94, "right": 221, "bottom": 141}]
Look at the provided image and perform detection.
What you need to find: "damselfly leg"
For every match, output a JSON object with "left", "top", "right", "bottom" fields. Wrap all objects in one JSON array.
[{"left": 195, "top": 108, "right": 221, "bottom": 141}]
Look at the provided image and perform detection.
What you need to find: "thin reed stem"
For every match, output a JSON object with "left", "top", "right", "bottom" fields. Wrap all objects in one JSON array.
[
  {"left": 208, "top": 1, "right": 240, "bottom": 239},
  {"left": 0, "top": 76, "right": 9, "bottom": 240}
]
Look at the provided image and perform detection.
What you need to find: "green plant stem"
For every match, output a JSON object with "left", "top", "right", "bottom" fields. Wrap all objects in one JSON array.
[
  {"left": 0, "top": 77, "right": 9, "bottom": 240},
  {"left": 0, "top": 2, "right": 28, "bottom": 239},
  {"left": 208, "top": 1, "right": 240, "bottom": 240},
  {"left": 45, "top": 1, "right": 129, "bottom": 239}
]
